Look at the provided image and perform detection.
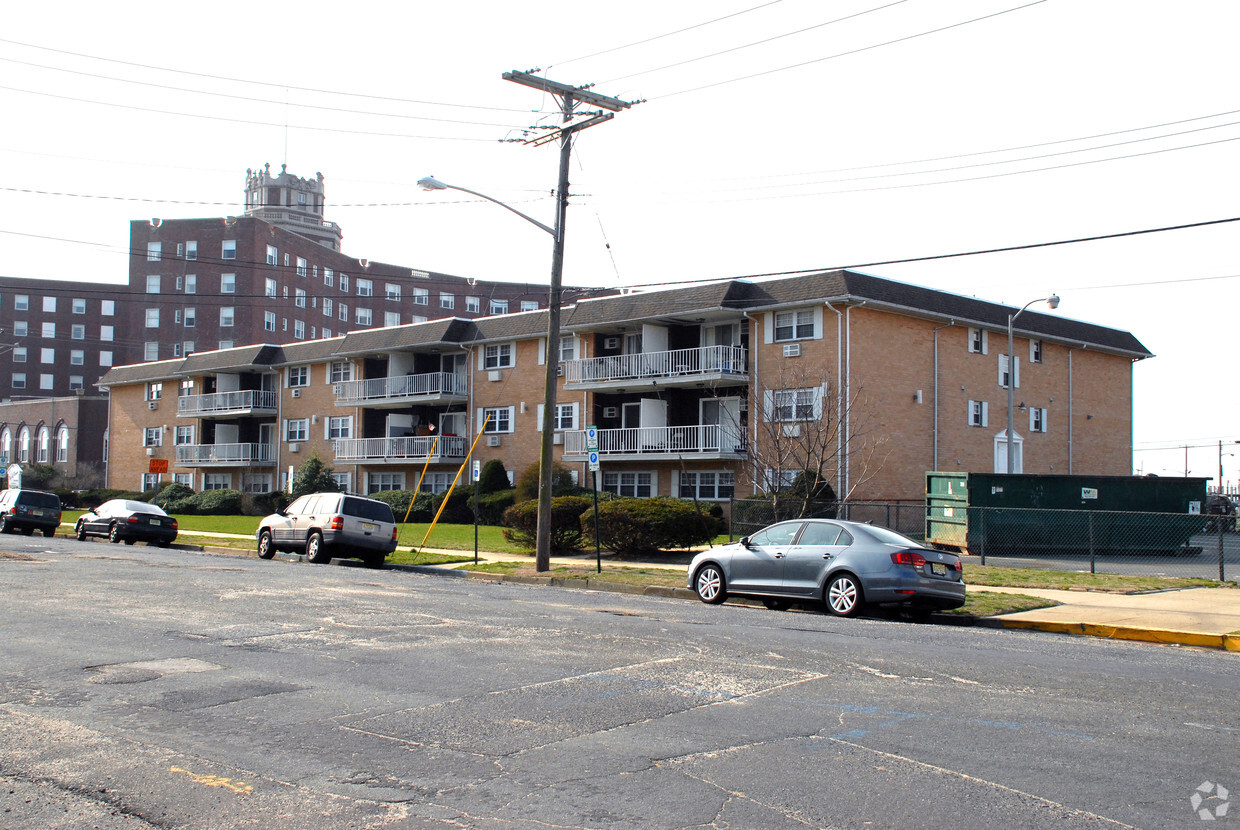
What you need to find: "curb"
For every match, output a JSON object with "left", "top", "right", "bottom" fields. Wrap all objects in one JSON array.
[{"left": 986, "top": 618, "right": 1240, "bottom": 651}]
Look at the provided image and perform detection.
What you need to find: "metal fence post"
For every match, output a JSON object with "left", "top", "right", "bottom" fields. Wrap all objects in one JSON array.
[
  {"left": 1218, "top": 520, "right": 1226, "bottom": 582},
  {"left": 1088, "top": 512, "right": 1096, "bottom": 574},
  {"left": 978, "top": 507, "right": 986, "bottom": 566}
]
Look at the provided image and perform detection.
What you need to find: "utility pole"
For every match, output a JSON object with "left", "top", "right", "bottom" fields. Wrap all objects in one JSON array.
[{"left": 502, "top": 70, "right": 636, "bottom": 572}]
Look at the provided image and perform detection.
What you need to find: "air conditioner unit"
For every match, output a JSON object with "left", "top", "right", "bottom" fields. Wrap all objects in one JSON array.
[
  {"left": 146, "top": 448, "right": 155, "bottom": 456},
  {"left": 486, "top": 435, "right": 502, "bottom": 447},
  {"left": 488, "top": 370, "right": 502, "bottom": 382},
  {"left": 553, "top": 433, "right": 563, "bottom": 445},
  {"left": 148, "top": 401, "right": 158, "bottom": 410},
  {"left": 603, "top": 406, "right": 618, "bottom": 418},
  {"left": 332, "top": 384, "right": 343, "bottom": 396},
  {"left": 289, "top": 443, "right": 300, "bottom": 453},
  {"left": 291, "top": 388, "right": 301, "bottom": 398},
  {"left": 782, "top": 343, "right": 801, "bottom": 357},
  {"left": 556, "top": 363, "right": 564, "bottom": 377},
  {"left": 604, "top": 336, "right": 620, "bottom": 350}
]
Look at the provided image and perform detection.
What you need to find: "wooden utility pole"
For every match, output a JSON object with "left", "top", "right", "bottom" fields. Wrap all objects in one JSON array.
[{"left": 502, "top": 70, "right": 636, "bottom": 572}]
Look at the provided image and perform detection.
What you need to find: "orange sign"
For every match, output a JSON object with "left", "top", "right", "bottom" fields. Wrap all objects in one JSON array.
[{"left": 148, "top": 458, "right": 169, "bottom": 474}]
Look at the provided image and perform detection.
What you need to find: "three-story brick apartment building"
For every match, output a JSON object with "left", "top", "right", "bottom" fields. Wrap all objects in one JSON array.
[{"left": 99, "top": 270, "right": 1151, "bottom": 503}]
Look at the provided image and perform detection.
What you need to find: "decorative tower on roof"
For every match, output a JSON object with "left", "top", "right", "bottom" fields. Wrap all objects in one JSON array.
[{"left": 244, "top": 163, "right": 344, "bottom": 251}]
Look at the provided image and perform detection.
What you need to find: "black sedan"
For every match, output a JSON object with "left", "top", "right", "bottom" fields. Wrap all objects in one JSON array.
[{"left": 75, "top": 499, "right": 178, "bottom": 547}]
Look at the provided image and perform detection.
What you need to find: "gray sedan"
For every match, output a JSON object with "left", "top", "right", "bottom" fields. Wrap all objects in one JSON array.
[{"left": 688, "top": 519, "right": 965, "bottom": 617}]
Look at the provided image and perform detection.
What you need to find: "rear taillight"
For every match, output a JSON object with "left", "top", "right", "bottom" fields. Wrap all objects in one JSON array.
[
  {"left": 329, "top": 515, "right": 344, "bottom": 531},
  {"left": 390, "top": 527, "right": 398, "bottom": 542},
  {"left": 953, "top": 560, "right": 963, "bottom": 574},
  {"left": 891, "top": 551, "right": 926, "bottom": 568},
  {"left": 127, "top": 515, "right": 139, "bottom": 524},
  {"left": 170, "top": 519, "right": 178, "bottom": 531}
]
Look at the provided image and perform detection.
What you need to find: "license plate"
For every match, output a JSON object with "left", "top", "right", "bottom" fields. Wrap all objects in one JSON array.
[
  {"left": 30, "top": 509, "right": 43, "bottom": 517},
  {"left": 361, "top": 522, "right": 375, "bottom": 532},
  {"left": 930, "top": 562, "right": 947, "bottom": 576}
]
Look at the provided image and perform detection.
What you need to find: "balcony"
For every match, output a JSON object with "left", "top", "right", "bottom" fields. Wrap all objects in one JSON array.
[
  {"left": 332, "top": 434, "right": 468, "bottom": 463},
  {"left": 177, "top": 390, "right": 277, "bottom": 418},
  {"left": 564, "top": 345, "right": 747, "bottom": 390},
  {"left": 334, "top": 372, "right": 468, "bottom": 408},
  {"left": 562, "top": 424, "right": 746, "bottom": 461},
  {"left": 176, "top": 442, "right": 275, "bottom": 467}
]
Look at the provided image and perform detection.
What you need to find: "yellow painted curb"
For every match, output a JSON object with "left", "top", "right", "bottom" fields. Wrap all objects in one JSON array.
[{"left": 998, "top": 619, "right": 1227, "bottom": 649}]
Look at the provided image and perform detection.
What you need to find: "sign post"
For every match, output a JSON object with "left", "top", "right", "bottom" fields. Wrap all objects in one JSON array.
[
  {"left": 586, "top": 427, "right": 601, "bottom": 573},
  {"left": 473, "top": 459, "right": 481, "bottom": 565}
]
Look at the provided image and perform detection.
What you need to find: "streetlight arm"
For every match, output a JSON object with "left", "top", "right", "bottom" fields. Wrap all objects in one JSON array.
[{"left": 417, "top": 177, "right": 555, "bottom": 237}]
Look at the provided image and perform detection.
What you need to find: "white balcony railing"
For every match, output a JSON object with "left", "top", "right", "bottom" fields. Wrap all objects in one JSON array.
[
  {"left": 564, "top": 424, "right": 745, "bottom": 455},
  {"left": 564, "top": 345, "right": 746, "bottom": 385},
  {"left": 177, "top": 389, "right": 277, "bottom": 416},
  {"left": 176, "top": 442, "right": 275, "bottom": 464},
  {"left": 334, "top": 372, "right": 468, "bottom": 404},
  {"left": 333, "top": 434, "right": 468, "bottom": 462}
]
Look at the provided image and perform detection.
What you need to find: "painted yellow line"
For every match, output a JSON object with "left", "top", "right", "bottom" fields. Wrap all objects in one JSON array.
[{"left": 169, "top": 766, "right": 253, "bottom": 794}]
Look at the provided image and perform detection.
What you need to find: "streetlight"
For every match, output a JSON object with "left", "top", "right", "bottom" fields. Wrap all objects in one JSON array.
[
  {"left": 418, "top": 175, "right": 565, "bottom": 572},
  {"left": 1007, "top": 294, "right": 1060, "bottom": 474}
]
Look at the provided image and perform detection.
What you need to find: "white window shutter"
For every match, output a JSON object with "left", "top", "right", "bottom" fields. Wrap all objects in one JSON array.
[
  {"left": 1029, "top": 409, "right": 1036, "bottom": 432},
  {"left": 1042, "top": 409, "right": 1048, "bottom": 432},
  {"left": 812, "top": 306, "right": 824, "bottom": 340},
  {"left": 763, "top": 390, "right": 775, "bottom": 419},
  {"left": 763, "top": 312, "right": 773, "bottom": 344},
  {"left": 998, "top": 355, "right": 1007, "bottom": 387},
  {"left": 537, "top": 338, "right": 546, "bottom": 366},
  {"left": 323, "top": 418, "right": 330, "bottom": 440},
  {"left": 981, "top": 330, "right": 989, "bottom": 355},
  {"left": 1014, "top": 356, "right": 1020, "bottom": 389},
  {"left": 669, "top": 469, "right": 677, "bottom": 495},
  {"left": 982, "top": 401, "right": 989, "bottom": 427},
  {"left": 536, "top": 403, "right": 544, "bottom": 431}
]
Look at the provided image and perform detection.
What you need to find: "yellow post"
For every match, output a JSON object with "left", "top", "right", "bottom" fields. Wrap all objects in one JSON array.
[
  {"left": 404, "top": 436, "right": 439, "bottom": 523},
  {"left": 418, "top": 414, "right": 490, "bottom": 550}
]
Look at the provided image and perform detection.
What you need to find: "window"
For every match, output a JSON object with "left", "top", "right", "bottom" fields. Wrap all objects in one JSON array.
[
  {"left": 71, "top": 324, "right": 85, "bottom": 340},
  {"left": 14, "top": 295, "right": 28, "bottom": 311},
  {"left": 559, "top": 336, "right": 576, "bottom": 363},
  {"left": 329, "top": 362, "right": 353, "bottom": 384},
  {"left": 482, "top": 406, "right": 513, "bottom": 433},
  {"left": 490, "top": 299, "right": 509, "bottom": 314},
  {"left": 220, "top": 273, "right": 236, "bottom": 294},
  {"left": 330, "top": 472, "right": 351, "bottom": 493},
  {"left": 264, "top": 311, "right": 276, "bottom": 332},
  {"left": 998, "top": 354, "right": 1020, "bottom": 389},
  {"left": 145, "top": 309, "right": 160, "bottom": 328},
  {"left": 484, "top": 343, "right": 513, "bottom": 369},
  {"left": 521, "top": 300, "right": 538, "bottom": 312},
  {"left": 42, "top": 296, "right": 56, "bottom": 313},
  {"left": 355, "top": 307, "right": 372, "bottom": 326},
  {"left": 357, "top": 278, "right": 373, "bottom": 297},
  {"left": 99, "top": 352, "right": 112, "bottom": 367},
  {"left": 12, "top": 347, "right": 25, "bottom": 363},
  {"left": 173, "top": 474, "right": 193, "bottom": 487},
  {"left": 185, "top": 240, "right": 197, "bottom": 261},
  {"left": 146, "top": 383, "right": 163, "bottom": 402},
  {"left": 771, "top": 388, "right": 818, "bottom": 421},
  {"left": 296, "top": 257, "right": 307, "bottom": 277},
  {"left": 146, "top": 275, "right": 161, "bottom": 294},
  {"left": 56, "top": 426, "right": 68, "bottom": 463},
  {"left": 11, "top": 373, "right": 24, "bottom": 389},
  {"left": 322, "top": 298, "right": 334, "bottom": 317},
  {"left": 339, "top": 274, "right": 349, "bottom": 292},
  {"left": 37, "top": 427, "right": 49, "bottom": 463},
  {"left": 173, "top": 343, "right": 182, "bottom": 357},
  {"left": 220, "top": 307, "right": 234, "bottom": 327},
  {"left": 1030, "top": 407, "right": 1048, "bottom": 433},
  {"left": 285, "top": 418, "right": 309, "bottom": 442},
  {"left": 266, "top": 244, "right": 277, "bottom": 265},
  {"left": 70, "top": 350, "right": 83, "bottom": 365},
  {"left": 384, "top": 311, "right": 401, "bottom": 327},
  {"left": 13, "top": 322, "right": 26, "bottom": 337},
  {"left": 203, "top": 473, "right": 232, "bottom": 491},
  {"left": 39, "top": 374, "right": 53, "bottom": 391},
  {"left": 175, "top": 426, "right": 194, "bottom": 445},
  {"left": 17, "top": 428, "right": 29, "bottom": 462},
  {"left": 968, "top": 399, "right": 989, "bottom": 427},
  {"left": 184, "top": 274, "right": 196, "bottom": 294},
  {"left": 69, "top": 376, "right": 83, "bottom": 391},
  {"left": 1030, "top": 339, "right": 1043, "bottom": 364},
  {"left": 603, "top": 471, "right": 655, "bottom": 498},
  {"left": 222, "top": 240, "right": 236, "bottom": 260},
  {"left": 368, "top": 472, "right": 406, "bottom": 492},
  {"left": 969, "top": 328, "right": 987, "bottom": 354},
  {"left": 184, "top": 308, "right": 196, "bottom": 328},
  {"left": 412, "top": 288, "right": 429, "bottom": 305},
  {"left": 466, "top": 296, "right": 481, "bottom": 313},
  {"left": 324, "top": 268, "right": 334, "bottom": 287},
  {"left": 327, "top": 416, "right": 352, "bottom": 440},
  {"left": 312, "top": 265, "right": 318, "bottom": 279},
  {"left": 773, "top": 309, "right": 814, "bottom": 342},
  {"left": 72, "top": 298, "right": 86, "bottom": 314},
  {"left": 41, "top": 322, "right": 55, "bottom": 339},
  {"left": 294, "top": 320, "right": 305, "bottom": 339},
  {"left": 552, "top": 403, "right": 577, "bottom": 430},
  {"left": 680, "top": 471, "right": 734, "bottom": 500},
  {"left": 295, "top": 288, "right": 306, "bottom": 308},
  {"left": 143, "top": 427, "right": 163, "bottom": 447},
  {"left": 287, "top": 366, "right": 309, "bottom": 387},
  {"left": 100, "top": 325, "right": 114, "bottom": 342},
  {"left": 440, "top": 293, "right": 454, "bottom": 309},
  {"left": 147, "top": 242, "right": 161, "bottom": 261},
  {"left": 283, "top": 253, "right": 289, "bottom": 267},
  {"left": 40, "top": 348, "right": 54, "bottom": 364},
  {"left": 218, "top": 340, "right": 233, "bottom": 350},
  {"left": 183, "top": 340, "right": 195, "bottom": 355},
  {"left": 265, "top": 278, "right": 277, "bottom": 298},
  {"left": 339, "top": 302, "right": 348, "bottom": 322},
  {"left": 388, "top": 283, "right": 404, "bottom": 301}
]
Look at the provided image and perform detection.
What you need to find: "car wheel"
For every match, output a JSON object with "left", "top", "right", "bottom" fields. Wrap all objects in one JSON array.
[
  {"left": 762, "top": 599, "right": 790, "bottom": 611},
  {"left": 305, "top": 532, "right": 331, "bottom": 564},
  {"left": 108, "top": 523, "right": 122, "bottom": 544},
  {"left": 257, "top": 530, "right": 276, "bottom": 560},
  {"left": 75, "top": 521, "right": 87, "bottom": 541},
  {"left": 825, "top": 573, "right": 863, "bottom": 617},
  {"left": 42, "top": 528, "right": 55, "bottom": 538},
  {"left": 694, "top": 564, "right": 727, "bottom": 604}
]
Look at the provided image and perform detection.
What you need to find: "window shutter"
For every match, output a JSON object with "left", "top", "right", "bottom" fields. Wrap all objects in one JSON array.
[
  {"left": 1041, "top": 409, "right": 1048, "bottom": 432},
  {"left": 1014, "top": 356, "right": 1020, "bottom": 389},
  {"left": 537, "top": 338, "right": 546, "bottom": 366},
  {"left": 981, "top": 401, "right": 989, "bottom": 427},
  {"left": 536, "top": 403, "right": 544, "bottom": 431},
  {"left": 812, "top": 306, "right": 824, "bottom": 340},
  {"left": 967, "top": 401, "right": 974, "bottom": 426},
  {"left": 763, "top": 312, "right": 773, "bottom": 344},
  {"left": 763, "top": 390, "right": 774, "bottom": 419},
  {"left": 981, "top": 330, "right": 988, "bottom": 355},
  {"left": 998, "top": 356, "right": 1007, "bottom": 387}
]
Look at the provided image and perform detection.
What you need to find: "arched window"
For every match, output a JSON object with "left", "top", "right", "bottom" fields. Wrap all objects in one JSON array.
[
  {"left": 0, "top": 428, "right": 10, "bottom": 463},
  {"left": 18, "top": 427, "right": 30, "bottom": 463},
  {"left": 37, "top": 426, "right": 50, "bottom": 463},
  {"left": 56, "top": 426, "right": 69, "bottom": 463}
]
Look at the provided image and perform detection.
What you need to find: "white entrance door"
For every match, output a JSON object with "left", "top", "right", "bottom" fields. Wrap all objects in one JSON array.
[
  {"left": 701, "top": 397, "right": 742, "bottom": 452},
  {"left": 994, "top": 430, "right": 1023, "bottom": 473}
]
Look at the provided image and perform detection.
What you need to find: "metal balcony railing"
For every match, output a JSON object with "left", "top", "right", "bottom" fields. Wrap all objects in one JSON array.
[
  {"left": 564, "top": 424, "right": 745, "bottom": 455},
  {"left": 563, "top": 345, "right": 746, "bottom": 385},
  {"left": 334, "top": 372, "right": 468, "bottom": 404},
  {"left": 175, "top": 442, "right": 275, "bottom": 464},
  {"left": 332, "top": 434, "right": 468, "bottom": 461},
  {"left": 177, "top": 390, "right": 277, "bottom": 416}
]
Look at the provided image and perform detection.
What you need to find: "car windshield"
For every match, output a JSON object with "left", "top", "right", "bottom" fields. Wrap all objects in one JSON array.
[{"left": 19, "top": 492, "right": 59, "bottom": 509}]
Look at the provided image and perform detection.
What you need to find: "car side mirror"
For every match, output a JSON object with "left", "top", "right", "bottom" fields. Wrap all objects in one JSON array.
[{"left": 739, "top": 536, "right": 752, "bottom": 548}]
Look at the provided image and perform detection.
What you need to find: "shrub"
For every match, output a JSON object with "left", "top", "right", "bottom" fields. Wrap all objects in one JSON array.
[
  {"left": 76, "top": 489, "right": 146, "bottom": 509},
  {"left": 154, "top": 483, "right": 194, "bottom": 510},
  {"left": 502, "top": 495, "right": 592, "bottom": 555},
  {"left": 431, "top": 485, "right": 476, "bottom": 524},
  {"left": 477, "top": 460, "right": 511, "bottom": 495},
  {"left": 587, "top": 497, "right": 722, "bottom": 556},
  {"left": 244, "top": 490, "right": 290, "bottom": 517},
  {"left": 369, "top": 489, "right": 415, "bottom": 519},
  {"left": 476, "top": 490, "right": 515, "bottom": 525},
  {"left": 513, "top": 462, "right": 576, "bottom": 503},
  {"left": 186, "top": 488, "right": 244, "bottom": 516},
  {"left": 291, "top": 453, "right": 340, "bottom": 498},
  {"left": 404, "top": 492, "right": 437, "bottom": 523}
]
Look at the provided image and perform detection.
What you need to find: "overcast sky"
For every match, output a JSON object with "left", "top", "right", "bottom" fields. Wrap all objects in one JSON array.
[{"left": 2, "top": 1, "right": 1238, "bottom": 484}]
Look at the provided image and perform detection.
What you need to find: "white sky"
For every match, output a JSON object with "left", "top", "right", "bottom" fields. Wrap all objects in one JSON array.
[{"left": 2, "top": 1, "right": 1238, "bottom": 484}]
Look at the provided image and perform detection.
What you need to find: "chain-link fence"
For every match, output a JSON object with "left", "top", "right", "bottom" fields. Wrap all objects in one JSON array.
[{"left": 728, "top": 499, "right": 1239, "bottom": 582}]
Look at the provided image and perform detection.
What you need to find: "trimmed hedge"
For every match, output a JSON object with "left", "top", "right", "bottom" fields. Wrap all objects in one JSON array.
[
  {"left": 502, "top": 495, "right": 593, "bottom": 555},
  {"left": 586, "top": 497, "right": 722, "bottom": 556}
]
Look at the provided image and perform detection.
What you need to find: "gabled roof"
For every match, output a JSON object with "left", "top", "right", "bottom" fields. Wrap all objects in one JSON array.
[
  {"left": 274, "top": 337, "right": 347, "bottom": 367},
  {"left": 470, "top": 310, "right": 548, "bottom": 343},
  {"left": 97, "top": 358, "right": 184, "bottom": 388},
  {"left": 335, "top": 318, "right": 473, "bottom": 357},
  {"left": 562, "top": 281, "right": 749, "bottom": 329},
  {"left": 177, "top": 344, "right": 284, "bottom": 375}
]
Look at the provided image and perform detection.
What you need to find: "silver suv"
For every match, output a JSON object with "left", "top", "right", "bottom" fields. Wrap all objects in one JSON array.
[{"left": 256, "top": 492, "right": 398, "bottom": 568}]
